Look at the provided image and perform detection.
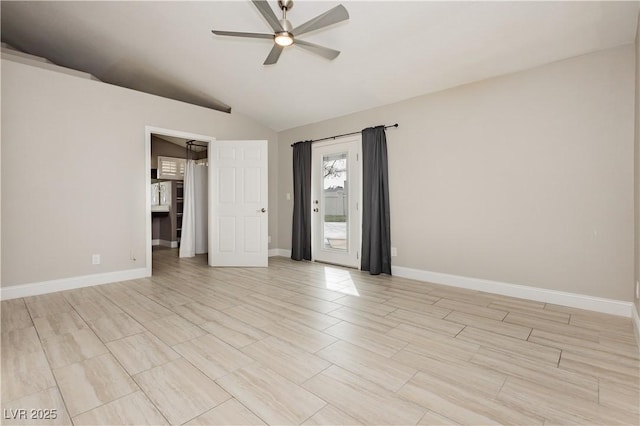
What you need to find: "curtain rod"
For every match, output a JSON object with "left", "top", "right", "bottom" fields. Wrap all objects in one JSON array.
[
  {"left": 186, "top": 140, "right": 208, "bottom": 148},
  {"left": 290, "top": 123, "right": 398, "bottom": 147}
]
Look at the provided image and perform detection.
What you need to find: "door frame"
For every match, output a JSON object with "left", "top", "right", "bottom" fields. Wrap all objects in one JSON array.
[
  {"left": 311, "top": 135, "right": 362, "bottom": 268},
  {"left": 145, "top": 126, "right": 215, "bottom": 276}
]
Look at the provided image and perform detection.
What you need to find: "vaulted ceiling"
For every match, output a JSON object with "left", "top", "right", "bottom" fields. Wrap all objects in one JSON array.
[{"left": 2, "top": 1, "right": 638, "bottom": 131}]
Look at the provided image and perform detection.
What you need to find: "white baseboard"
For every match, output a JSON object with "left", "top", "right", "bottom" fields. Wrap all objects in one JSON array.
[
  {"left": 392, "top": 266, "right": 633, "bottom": 318},
  {"left": 161, "top": 240, "right": 178, "bottom": 248},
  {"left": 0, "top": 268, "right": 149, "bottom": 300},
  {"left": 269, "top": 249, "right": 291, "bottom": 257},
  {"left": 632, "top": 304, "right": 640, "bottom": 351},
  {"left": 153, "top": 239, "right": 178, "bottom": 248}
]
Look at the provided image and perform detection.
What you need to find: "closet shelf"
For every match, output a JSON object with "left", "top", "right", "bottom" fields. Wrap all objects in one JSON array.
[
  {"left": 151, "top": 205, "right": 170, "bottom": 213},
  {"left": 151, "top": 180, "right": 184, "bottom": 248}
]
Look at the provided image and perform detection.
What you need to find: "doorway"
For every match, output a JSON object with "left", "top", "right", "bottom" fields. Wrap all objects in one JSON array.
[
  {"left": 145, "top": 128, "right": 269, "bottom": 274},
  {"left": 311, "top": 135, "right": 362, "bottom": 268},
  {"left": 145, "top": 127, "right": 214, "bottom": 275}
]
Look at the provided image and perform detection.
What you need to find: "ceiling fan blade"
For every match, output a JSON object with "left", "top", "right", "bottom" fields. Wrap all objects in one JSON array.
[
  {"left": 291, "top": 4, "right": 349, "bottom": 37},
  {"left": 264, "top": 44, "right": 284, "bottom": 65},
  {"left": 212, "top": 30, "right": 274, "bottom": 40},
  {"left": 295, "top": 40, "right": 340, "bottom": 60},
  {"left": 252, "top": 0, "right": 284, "bottom": 32}
]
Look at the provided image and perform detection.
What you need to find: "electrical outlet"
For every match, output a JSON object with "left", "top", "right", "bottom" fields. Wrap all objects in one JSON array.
[
  {"left": 286, "top": 192, "right": 291, "bottom": 201},
  {"left": 92, "top": 254, "right": 101, "bottom": 265},
  {"left": 636, "top": 280, "right": 639, "bottom": 299},
  {"left": 130, "top": 251, "right": 137, "bottom": 262},
  {"left": 391, "top": 247, "right": 397, "bottom": 257}
]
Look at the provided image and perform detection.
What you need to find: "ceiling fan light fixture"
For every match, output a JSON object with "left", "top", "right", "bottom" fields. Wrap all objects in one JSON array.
[
  {"left": 212, "top": 1, "right": 348, "bottom": 64},
  {"left": 274, "top": 32, "right": 294, "bottom": 46}
]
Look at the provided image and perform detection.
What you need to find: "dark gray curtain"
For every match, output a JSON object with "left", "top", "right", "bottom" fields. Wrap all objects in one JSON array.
[
  {"left": 361, "top": 126, "right": 392, "bottom": 275},
  {"left": 291, "top": 141, "right": 313, "bottom": 261}
]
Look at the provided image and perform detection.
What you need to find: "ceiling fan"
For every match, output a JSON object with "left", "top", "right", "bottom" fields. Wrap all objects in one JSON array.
[{"left": 212, "top": 0, "right": 349, "bottom": 65}]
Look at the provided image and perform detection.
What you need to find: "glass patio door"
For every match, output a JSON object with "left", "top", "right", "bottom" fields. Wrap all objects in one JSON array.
[{"left": 311, "top": 135, "right": 361, "bottom": 268}]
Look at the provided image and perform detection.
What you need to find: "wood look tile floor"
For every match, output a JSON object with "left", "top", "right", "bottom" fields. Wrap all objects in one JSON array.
[{"left": 1, "top": 248, "right": 639, "bottom": 425}]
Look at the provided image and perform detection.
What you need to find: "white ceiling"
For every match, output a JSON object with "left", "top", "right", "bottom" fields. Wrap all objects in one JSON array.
[{"left": 2, "top": 1, "right": 638, "bottom": 131}]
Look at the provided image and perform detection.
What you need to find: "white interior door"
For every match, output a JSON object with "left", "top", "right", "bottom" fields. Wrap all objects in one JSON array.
[
  {"left": 209, "top": 140, "right": 268, "bottom": 267},
  {"left": 312, "top": 136, "right": 362, "bottom": 268}
]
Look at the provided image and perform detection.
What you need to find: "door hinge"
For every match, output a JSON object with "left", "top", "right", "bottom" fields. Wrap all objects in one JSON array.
[
  {"left": 356, "top": 153, "right": 359, "bottom": 161},
  {"left": 357, "top": 251, "right": 359, "bottom": 260}
]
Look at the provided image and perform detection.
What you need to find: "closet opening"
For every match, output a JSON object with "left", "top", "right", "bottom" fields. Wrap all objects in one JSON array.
[{"left": 146, "top": 127, "right": 213, "bottom": 274}]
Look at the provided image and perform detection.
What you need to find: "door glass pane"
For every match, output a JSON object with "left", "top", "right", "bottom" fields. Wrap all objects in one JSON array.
[{"left": 322, "top": 152, "right": 348, "bottom": 251}]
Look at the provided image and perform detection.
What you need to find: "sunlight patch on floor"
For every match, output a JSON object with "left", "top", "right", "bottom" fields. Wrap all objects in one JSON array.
[{"left": 323, "top": 267, "right": 359, "bottom": 296}]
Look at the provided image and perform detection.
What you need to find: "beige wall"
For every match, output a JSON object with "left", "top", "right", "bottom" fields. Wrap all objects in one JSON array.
[
  {"left": 635, "top": 13, "right": 640, "bottom": 317},
  {"left": 1, "top": 58, "right": 279, "bottom": 287},
  {"left": 151, "top": 135, "right": 187, "bottom": 169},
  {"left": 278, "top": 45, "right": 635, "bottom": 302}
]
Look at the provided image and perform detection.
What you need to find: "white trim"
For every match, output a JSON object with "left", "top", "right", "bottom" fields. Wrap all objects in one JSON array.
[
  {"left": 312, "top": 136, "right": 360, "bottom": 149},
  {"left": 0, "top": 268, "right": 148, "bottom": 300},
  {"left": 281, "top": 249, "right": 291, "bottom": 257},
  {"left": 145, "top": 127, "right": 152, "bottom": 277},
  {"left": 632, "top": 305, "right": 640, "bottom": 351},
  {"left": 151, "top": 239, "right": 177, "bottom": 247},
  {"left": 155, "top": 240, "right": 178, "bottom": 248},
  {"left": 392, "top": 266, "right": 633, "bottom": 318},
  {"left": 269, "top": 249, "right": 292, "bottom": 257}
]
